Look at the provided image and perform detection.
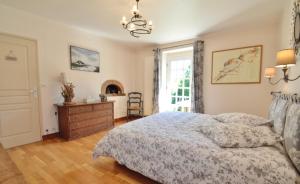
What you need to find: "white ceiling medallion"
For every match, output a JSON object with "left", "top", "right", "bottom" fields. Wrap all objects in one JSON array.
[{"left": 120, "top": 0, "right": 153, "bottom": 38}]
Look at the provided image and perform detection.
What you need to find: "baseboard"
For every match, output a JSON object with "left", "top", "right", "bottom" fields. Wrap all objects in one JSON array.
[
  {"left": 42, "top": 133, "right": 59, "bottom": 140},
  {"left": 115, "top": 115, "right": 146, "bottom": 123},
  {"left": 114, "top": 116, "right": 127, "bottom": 123}
]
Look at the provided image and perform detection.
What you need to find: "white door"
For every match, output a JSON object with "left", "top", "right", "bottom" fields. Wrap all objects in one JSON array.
[{"left": 0, "top": 33, "right": 41, "bottom": 148}]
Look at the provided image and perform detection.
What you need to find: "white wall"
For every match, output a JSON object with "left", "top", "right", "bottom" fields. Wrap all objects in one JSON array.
[
  {"left": 0, "top": 5, "right": 138, "bottom": 135},
  {"left": 137, "top": 24, "right": 278, "bottom": 117},
  {"left": 278, "top": 0, "right": 300, "bottom": 93}
]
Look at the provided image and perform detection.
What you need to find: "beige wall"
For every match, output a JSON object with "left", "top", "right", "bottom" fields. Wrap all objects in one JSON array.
[
  {"left": 278, "top": 0, "right": 300, "bottom": 93},
  {"left": 0, "top": 5, "right": 138, "bottom": 135},
  {"left": 137, "top": 24, "right": 278, "bottom": 117},
  {"left": 200, "top": 25, "right": 277, "bottom": 117},
  {"left": 136, "top": 47, "right": 155, "bottom": 115}
]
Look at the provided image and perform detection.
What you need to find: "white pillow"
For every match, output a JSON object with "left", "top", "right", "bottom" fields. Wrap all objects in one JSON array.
[
  {"left": 213, "top": 113, "right": 272, "bottom": 126},
  {"left": 198, "top": 123, "right": 281, "bottom": 148}
]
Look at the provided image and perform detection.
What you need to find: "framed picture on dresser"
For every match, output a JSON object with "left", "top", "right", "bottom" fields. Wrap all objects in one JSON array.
[{"left": 211, "top": 45, "right": 262, "bottom": 84}]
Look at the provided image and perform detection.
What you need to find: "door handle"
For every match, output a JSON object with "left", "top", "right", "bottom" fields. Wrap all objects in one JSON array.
[{"left": 30, "top": 88, "right": 38, "bottom": 98}]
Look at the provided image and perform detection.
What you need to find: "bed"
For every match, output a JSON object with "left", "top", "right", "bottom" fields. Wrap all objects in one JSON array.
[{"left": 93, "top": 93, "right": 300, "bottom": 184}]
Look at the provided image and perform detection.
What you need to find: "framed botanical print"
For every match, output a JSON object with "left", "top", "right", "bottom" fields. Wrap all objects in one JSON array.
[
  {"left": 70, "top": 45, "right": 100, "bottom": 73},
  {"left": 211, "top": 45, "right": 262, "bottom": 84}
]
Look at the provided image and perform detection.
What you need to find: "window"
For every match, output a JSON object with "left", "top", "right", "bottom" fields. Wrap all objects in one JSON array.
[
  {"left": 160, "top": 47, "right": 193, "bottom": 112},
  {"left": 168, "top": 60, "right": 191, "bottom": 112}
]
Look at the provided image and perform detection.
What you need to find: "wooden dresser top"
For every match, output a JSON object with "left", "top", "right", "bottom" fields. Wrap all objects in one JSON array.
[{"left": 55, "top": 101, "right": 114, "bottom": 107}]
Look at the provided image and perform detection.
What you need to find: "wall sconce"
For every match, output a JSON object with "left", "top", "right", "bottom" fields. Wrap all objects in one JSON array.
[{"left": 264, "top": 49, "right": 300, "bottom": 85}]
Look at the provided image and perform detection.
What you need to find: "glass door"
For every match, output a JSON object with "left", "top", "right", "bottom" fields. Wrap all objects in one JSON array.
[{"left": 167, "top": 59, "right": 192, "bottom": 112}]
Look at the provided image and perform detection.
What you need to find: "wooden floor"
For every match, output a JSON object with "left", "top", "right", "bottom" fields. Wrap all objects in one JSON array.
[{"left": 6, "top": 121, "right": 159, "bottom": 184}]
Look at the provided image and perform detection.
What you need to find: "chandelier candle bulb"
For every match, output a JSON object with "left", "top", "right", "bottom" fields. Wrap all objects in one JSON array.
[
  {"left": 148, "top": 21, "right": 153, "bottom": 26},
  {"left": 120, "top": 16, "right": 127, "bottom": 25},
  {"left": 132, "top": 5, "right": 138, "bottom": 15}
]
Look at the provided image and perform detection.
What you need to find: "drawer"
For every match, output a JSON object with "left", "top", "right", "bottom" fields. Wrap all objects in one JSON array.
[
  {"left": 69, "top": 117, "right": 109, "bottom": 130},
  {"left": 69, "top": 123, "right": 108, "bottom": 139},
  {"left": 93, "top": 103, "right": 113, "bottom": 111},
  {"left": 69, "top": 106, "right": 93, "bottom": 114},
  {"left": 69, "top": 110, "right": 113, "bottom": 122}
]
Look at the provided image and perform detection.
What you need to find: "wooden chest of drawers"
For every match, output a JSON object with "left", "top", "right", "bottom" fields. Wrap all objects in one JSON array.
[{"left": 56, "top": 101, "right": 114, "bottom": 140}]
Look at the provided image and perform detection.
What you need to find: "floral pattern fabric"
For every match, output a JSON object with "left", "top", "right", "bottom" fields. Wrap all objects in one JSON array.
[
  {"left": 268, "top": 93, "right": 280, "bottom": 120},
  {"left": 213, "top": 112, "right": 272, "bottom": 126},
  {"left": 152, "top": 48, "right": 161, "bottom": 113},
  {"left": 284, "top": 103, "right": 300, "bottom": 173},
  {"left": 197, "top": 123, "right": 281, "bottom": 148},
  {"left": 191, "top": 40, "right": 204, "bottom": 113},
  {"left": 93, "top": 112, "right": 297, "bottom": 184},
  {"left": 273, "top": 98, "right": 290, "bottom": 135}
]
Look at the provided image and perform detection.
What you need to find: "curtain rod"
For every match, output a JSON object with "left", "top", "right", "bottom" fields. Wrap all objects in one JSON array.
[
  {"left": 152, "top": 43, "right": 192, "bottom": 52},
  {"left": 152, "top": 40, "right": 204, "bottom": 52}
]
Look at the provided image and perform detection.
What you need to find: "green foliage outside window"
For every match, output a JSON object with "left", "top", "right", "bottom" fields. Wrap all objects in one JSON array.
[
  {"left": 184, "top": 89, "right": 189, "bottom": 96},
  {"left": 177, "top": 88, "right": 182, "bottom": 96},
  {"left": 184, "top": 80, "right": 190, "bottom": 87},
  {"left": 171, "top": 97, "right": 176, "bottom": 104},
  {"left": 178, "top": 80, "right": 183, "bottom": 87}
]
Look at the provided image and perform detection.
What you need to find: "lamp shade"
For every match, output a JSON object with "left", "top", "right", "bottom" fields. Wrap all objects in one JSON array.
[
  {"left": 264, "top": 67, "right": 276, "bottom": 78},
  {"left": 276, "top": 49, "right": 296, "bottom": 68}
]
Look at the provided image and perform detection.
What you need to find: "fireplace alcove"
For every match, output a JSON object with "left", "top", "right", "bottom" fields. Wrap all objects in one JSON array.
[{"left": 101, "top": 80, "right": 125, "bottom": 96}]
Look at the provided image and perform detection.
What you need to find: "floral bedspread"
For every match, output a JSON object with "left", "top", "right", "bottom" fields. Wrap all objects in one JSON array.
[{"left": 93, "top": 112, "right": 297, "bottom": 184}]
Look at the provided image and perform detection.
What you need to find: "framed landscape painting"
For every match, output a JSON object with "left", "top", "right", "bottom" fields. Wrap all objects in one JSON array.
[
  {"left": 70, "top": 46, "right": 100, "bottom": 73},
  {"left": 211, "top": 45, "right": 262, "bottom": 84}
]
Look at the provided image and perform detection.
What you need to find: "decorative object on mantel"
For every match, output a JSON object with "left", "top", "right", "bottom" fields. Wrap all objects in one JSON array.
[
  {"left": 61, "top": 83, "right": 75, "bottom": 105},
  {"left": 211, "top": 45, "right": 262, "bottom": 84},
  {"left": 292, "top": 0, "right": 300, "bottom": 54},
  {"left": 99, "top": 94, "right": 107, "bottom": 102},
  {"left": 264, "top": 49, "right": 300, "bottom": 85},
  {"left": 70, "top": 45, "right": 100, "bottom": 73},
  {"left": 60, "top": 72, "right": 75, "bottom": 105},
  {"left": 101, "top": 80, "right": 126, "bottom": 96},
  {"left": 120, "top": 0, "right": 153, "bottom": 38}
]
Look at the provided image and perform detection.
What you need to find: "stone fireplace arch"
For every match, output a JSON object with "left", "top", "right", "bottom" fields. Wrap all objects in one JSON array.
[{"left": 101, "top": 80, "right": 125, "bottom": 96}]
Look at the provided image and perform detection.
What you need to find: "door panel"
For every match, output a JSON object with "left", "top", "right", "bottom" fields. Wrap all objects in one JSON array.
[
  {"left": 0, "top": 43, "right": 29, "bottom": 90},
  {"left": 0, "top": 34, "right": 41, "bottom": 148},
  {"left": 0, "top": 95, "right": 30, "bottom": 104},
  {"left": 0, "top": 109, "right": 32, "bottom": 137}
]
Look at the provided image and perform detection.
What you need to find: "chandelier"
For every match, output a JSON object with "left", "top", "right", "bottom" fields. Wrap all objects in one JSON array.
[{"left": 120, "top": 0, "right": 153, "bottom": 38}]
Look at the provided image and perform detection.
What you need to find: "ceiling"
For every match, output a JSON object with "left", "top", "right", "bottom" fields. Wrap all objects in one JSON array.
[{"left": 0, "top": 0, "right": 287, "bottom": 45}]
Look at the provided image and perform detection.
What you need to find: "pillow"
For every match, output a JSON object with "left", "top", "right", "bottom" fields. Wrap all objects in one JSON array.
[
  {"left": 198, "top": 123, "right": 281, "bottom": 148},
  {"left": 284, "top": 103, "right": 300, "bottom": 173},
  {"left": 213, "top": 113, "right": 272, "bottom": 126},
  {"left": 273, "top": 98, "right": 290, "bottom": 135}
]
